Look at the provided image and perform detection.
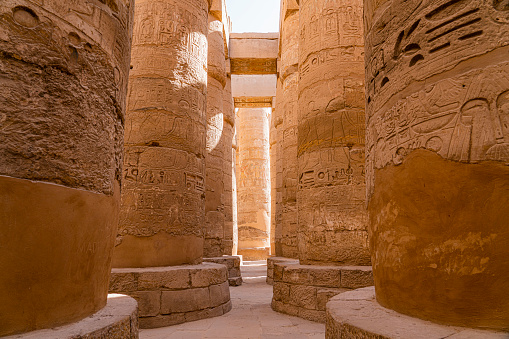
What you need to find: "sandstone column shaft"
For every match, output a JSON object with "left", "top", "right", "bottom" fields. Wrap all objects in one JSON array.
[
  {"left": 0, "top": 0, "right": 133, "bottom": 335},
  {"left": 236, "top": 107, "right": 271, "bottom": 259},
  {"left": 223, "top": 74, "right": 236, "bottom": 255},
  {"left": 365, "top": 0, "right": 509, "bottom": 330},
  {"left": 297, "top": 0, "right": 369, "bottom": 265},
  {"left": 204, "top": 13, "right": 227, "bottom": 257},
  {"left": 276, "top": 5, "right": 299, "bottom": 258},
  {"left": 113, "top": 0, "right": 209, "bottom": 268}
]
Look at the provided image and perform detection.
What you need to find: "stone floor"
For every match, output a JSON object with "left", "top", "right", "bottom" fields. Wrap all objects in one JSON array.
[{"left": 140, "top": 260, "right": 325, "bottom": 339}]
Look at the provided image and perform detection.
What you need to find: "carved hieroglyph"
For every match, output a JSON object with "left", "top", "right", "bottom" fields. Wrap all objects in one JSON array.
[
  {"left": 0, "top": 0, "right": 133, "bottom": 335},
  {"left": 204, "top": 14, "right": 227, "bottom": 257},
  {"left": 275, "top": 3, "right": 299, "bottom": 258},
  {"left": 236, "top": 107, "right": 271, "bottom": 259},
  {"left": 297, "top": 0, "right": 370, "bottom": 265},
  {"left": 365, "top": 0, "right": 509, "bottom": 330},
  {"left": 113, "top": 0, "right": 209, "bottom": 268}
]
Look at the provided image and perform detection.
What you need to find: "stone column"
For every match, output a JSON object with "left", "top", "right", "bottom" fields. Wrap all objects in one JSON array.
[
  {"left": 223, "top": 74, "right": 236, "bottom": 255},
  {"left": 113, "top": 0, "right": 209, "bottom": 268},
  {"left": 204, "top": 13, "right": 227, "bottom": 257},
  {"left": 277, "top": 5, "right": 299, "bottom": 258},
  {"left": 236, "top": 107, "right": 271, "bottom": 260},
  {"left": 0, "top": 0, "right": 134, "bottom": 336},
  {"left": 273, "top": 80, "right": 284, "bottom": 257},
  {"left": 297, "top": 0, "right": 369, "bottom": 265},
  {"left": 365, "top": 0, "right": 509, "bottom": 330}
]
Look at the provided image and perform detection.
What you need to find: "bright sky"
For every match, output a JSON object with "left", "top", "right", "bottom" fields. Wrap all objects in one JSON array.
[{"left": 225, "top": 0, "right": 280, "bottom": 33}]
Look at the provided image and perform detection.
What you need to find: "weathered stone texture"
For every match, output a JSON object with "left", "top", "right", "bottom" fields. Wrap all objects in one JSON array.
[
  {"left": 203, "top": 256, "right": 243, "bottom": 286},
  {"left": 266, "top": 257, "right": 299, "bottom": 285},
  {"left": 113, "top": 0, "right": 209, "bottom": 268},
  {"left": 276, "top": 4, "right": 299, "bottom": 258},
  {"left": 297, "top": 0, "right": 370, "bottom": 266},
  {"left": 325, "top": 287, "right": 508, "bottom": 339},
  {"left": 271, "top": 262, "right": 373, "bottom": 323},
  {"left": 365, "top": 0, "right": 509, "bottom": 330},
  {"left": 110, "top": 263, "right": 231, "bottom": 329},
  {"left": 0, "top": 0, "right": 133, "bottom": 336},
  {"left": 236, "top": 107, "right": 271, "bottom": 259}
]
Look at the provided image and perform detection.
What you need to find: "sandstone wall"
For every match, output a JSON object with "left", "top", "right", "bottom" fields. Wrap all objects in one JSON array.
[
  {"left": 365, "top": 0, "right": 509, "bottom": 330},
  {"left": 297, "top": 0, "right": 370, "bottom": 265},
  {"left": 0, "top": 0, "right": 133, "bottom": 335},
  {"left": 113, "top": 0, "right": 209, "bottom": 268},
  {"left": 236, "top": 107, "right": 271, "bottom": 259}
]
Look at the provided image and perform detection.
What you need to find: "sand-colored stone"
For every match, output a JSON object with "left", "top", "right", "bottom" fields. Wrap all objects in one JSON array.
[
  {"left": 203, "top": 256, "right": 243, "bottom": 286},
  {"left": 110, "top": 263, "right": 231, "bottom": 329},
  {"left": 326, "top": 287, "right": 508, "bottom": 339},
  {"left": 0, "top": 0, "right": 133, "bottom": 336},
  {"left": 266, "top": 257, "right": 299, "bottom": 285},
  {"left": 297, "top": 0, "right": 370, "bottom": 266},
  {"left": 275, "top": 0, "right": 299, "bottom": 258},
  {"left": 365, "top": 0, "right": 509, "bottom": 330},
  {"left": 113, "top": 0, "right": 209, "bottom": 268},
  {"left": 205, "top": 12, "right": 227, "bottom": 258},
  {"left": 271, "top": 262, "right": 373, "bottom": 323},
  {"left": 236, "top": 107, "right": 272, "bottom": 260},
  {"left": 5, "top": 294, "right": 139, "bottom": 339}
]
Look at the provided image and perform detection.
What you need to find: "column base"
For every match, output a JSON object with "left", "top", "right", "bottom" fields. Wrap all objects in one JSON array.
[
  {"left": 326, "top": 287, "right": 508, "bottom": 338},
  {"left": 203, "top": 256, "right": 243, "bottom": 286},
  {"left": 110, "top": 263, "right": 231, "bottom": 329},
  {"left": 5, "top": 294, "right": 138, "bottom": 338},
  {"left": 238, "top": 247, "right": 270, "bottom": 260},
  {"left": 272, "top": 262, "right": 373, "bottom": 323},
  {"left": 266, "top": 257, "right": 298, "bottom": 285}
]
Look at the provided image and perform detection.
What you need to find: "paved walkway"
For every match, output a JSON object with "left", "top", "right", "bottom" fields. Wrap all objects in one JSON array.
[{"left": 140, "top": 260, "right": 325, "bottom": 339}]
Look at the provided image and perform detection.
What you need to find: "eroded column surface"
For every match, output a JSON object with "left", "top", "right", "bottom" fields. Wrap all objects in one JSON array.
[
  {"left": 297, "top": 0, "right": 369, "bottom": 265},
  {"left": 276, "top": 5, "right": 299, "bottom": 258},
  {"left": 223, "top": 75, "right": 236, "bottom": 255},
  {"left": 204, "top": 13, "right": 227, "bottom": 257},
  {"left": 365, "top": 0, "right": 509, "bottom": 330},
  {"left": 0, "top": 0, "right": 133, "bottom": 335},
  {"left": 113, "top": 0, "right": 209, "bottom": 268},
  {"left": 237, "top": 107, "right": 271, "bottom": 259}
]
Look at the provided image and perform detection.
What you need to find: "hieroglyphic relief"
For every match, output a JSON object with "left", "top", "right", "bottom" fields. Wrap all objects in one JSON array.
[
  {"left": 236, "top": 108, "right": 271, "bottom": 258},
  {"left": 117, "top": 0, "right": 208, "bottom": 242},
  {"left": 297, "top": 0, "right": 369, "bottom": 265}
]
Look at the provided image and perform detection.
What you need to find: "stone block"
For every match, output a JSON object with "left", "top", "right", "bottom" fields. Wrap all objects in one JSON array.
[
  {"left": 273, "top": 263, "right": 285, "bottom": 282},
  {"left": 137, "top": 268, "right": 190, "bottom": 290},
  {"left": 161, "top": 288, "right": 211, "bottom": 314},
  {"left": 131, "top": 291, "right": 161, "bottom": 317},
  {"left": 340, "top": 267, "right": 374, "bottom": 289},
  {"left": 229, "top": 277, "right": 243, "bottom": 286},
  {"left": 139, "top": 314, "right": 186, "bottom": 329},
  {"left": 317, "top": 288, "right": 347, "bottom": 311},
  {"left": 222, "top": 300, "right": 233, "bottom": 313},
  {"left": 209, "top": 282, "right": 230, "bottom": 306},
  {"left": 271, "top": 299, "right": 299, "bottom": 318},
  {"left": 289, "top": 284, "right": 317, "bottom": 310},
  {"left": 109, "top": 272, "right": 139, "bottom": 292},
  {"left": 298, "top": 307, "right": 325, "bottom": 323},
  {"left": 272, "top": 282, "right": 290, "bottom": 302},
  {"left": 191, "top": 265, "right": 227, "bottom": 287}
]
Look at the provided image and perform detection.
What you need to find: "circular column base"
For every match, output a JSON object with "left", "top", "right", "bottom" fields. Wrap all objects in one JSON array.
[
  {"left": 203, "top": 256, "right": 243, "bottom": 286},
  {"left": 5, "top": 294, "right": 138, "bottom": 338},
  {"left": 110, "top": 263, "right": 232, "bottom": 328},
  {"left": 266, "top": 257, "right": 298, "bottom": 285},
  {"left": 326, "top": 287, "right": 508, "bottom": 339},
  {"left": 271, "top": 262, "right": 373, "bottom": 323}
]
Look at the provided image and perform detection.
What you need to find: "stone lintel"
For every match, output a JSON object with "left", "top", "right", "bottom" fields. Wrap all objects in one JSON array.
[
  {"left": 230, "top": 58, "right": 277, "bottom": 75},
  {"left": 5, "top": 294, "right": 138, "bottom": 339},
  {"left": 326, "top": 287, "right": 509, "bottom": 339},
  {"left": 234, "top": 96, "right": 274, "bottom": 108}
]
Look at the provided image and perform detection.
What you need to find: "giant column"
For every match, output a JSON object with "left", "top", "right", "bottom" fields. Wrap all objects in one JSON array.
[
  {"left": 297, "top": 0, "right": 369, "bottom": 265},
  {"left": 363, "top": 0, "right": 509, "bottom": 330},
  {"left": 110, "top": 0, "right": 231, "bottom": 328},
  {"left": 0, "top": 0, "right": 137, "bottom": 336},
  {"left": 204, "top": 13, "right": 227, "bottom": 257},
  {"left": 223, "top": 74, "right": 236, "bottom": 255},
  {"left": 237, "top": 107, "right": 271, "bottom": 260},
  {"left": 271, "top": 0, "right": 374, "bottom": 322},
  {"left": 277, "top": 3, "right": 299, "bottom": 258}
]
